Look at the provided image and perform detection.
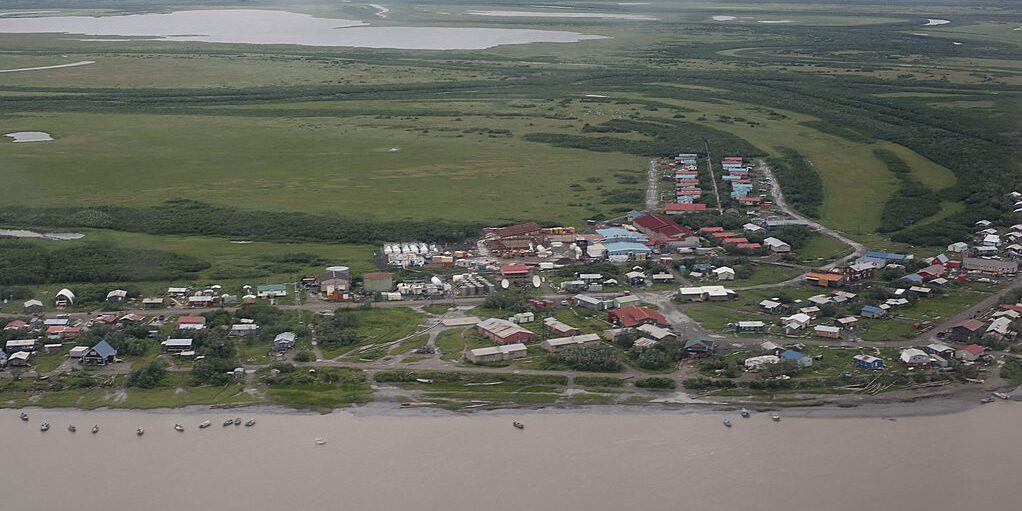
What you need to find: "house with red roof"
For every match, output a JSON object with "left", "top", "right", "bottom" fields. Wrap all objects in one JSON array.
[
  {"left": 608, "top": 306, "right": 668, "bottom": 328},
  {"left": 955, "top": 344, "right": 986, "bottom": 362},
  {"left": 500, "top": 264, "right": 531, "bottom": 282},
  {"left": 177, "top": 315, "right": 206, "bottom": 330},
  {"left": 949, "top": 319, "right": 985, "bottom": 343},
  {"left": 3, "top": 319, "right": 29, "bottom": 331}
]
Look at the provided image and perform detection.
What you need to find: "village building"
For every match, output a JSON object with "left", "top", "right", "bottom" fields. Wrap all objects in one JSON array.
[
  {"left": 956, "top": 344, "right": 986, "bottom": 362},
  {"left": 177, "top": 316, "right": 206, "bottom": 330},
  {"left": 899, "top": 348, "right": 931, "bottom": 367},
  {"left": 712, "top": 266, "right": 735, "bottom": 281},
  {"left": 804, "top": 270, "right": 845, "bottom": 288},
  {"left": 541, "top": 333, "right": 602, "bottom": 352},
  {"left": 273, "top": 332, "right": 297, "bottom": 352},
  {"left": 142, "top": 297, "right": 164, "bottom": 309},
  {"left": 81, "top": 340, "right": 117, "bottom": 366},
  {"left": 632, "top": 337, "right": 658, "bottom": 349},
  {"left": 926, "top": 343, "right": 956, "bottom": 358},
  {"left": 745, "top": 355, "right": 779, "bottom": 370},
  {"left": 608, "top": 306, "right": 668, "bottom": 328},
  {"left": 4, "top": 319, "right": 30, "bottom": 331},
  {"left": 7, "top": 351, "right": 31, "bottom": 367},
  {"left": 948, "top": 319, "right": 985, "bottom": 343},
  {"left": 759, "top": 299, "right": 788, "bottom": 315},
  {"left": 162, "top": 338, "right": 193, "bottom": 352},
  {"left": 573, "top": 294, "right": 608, "bottom": 311},
  {"left": 5, "top": 339, "right": 37, "bottom": 354},
  {"left": 962, "top": 257, "right": 1017, "bottom": 274},
  {"left": 256, "top": 284, "right": 288, "bottom": 299},
  {"left": 836, "top": 316, "right": 859, "bottom": 329},
  {"left": 682, "top": 338, "right": 715, "bottom": 356},
  {"left": 853, "top": 354, "right": 884, "bottom": 369},
  {"left": 780, "top": 349, "right": 813, "bottom": 368},
  {"left": 814, "top": 325, "right": 841, "bottom": 339},
  {"left": 188, "top": 295, "right": 215, "bottom": 308},
  {"left": 467, "top": 343, "right": 528, "bottom": 363},
  {"left": 735, "top": 321, "right": 768, "bottom": 334},
  {"left": 22, "top": 299, "right": 43, "bottom": 314},
  {"left": 167, "top": 287, "right": 189, "bottom": 297},
  {"left": 677, "top": 286, "right": 736, "bottom": 302},
  {"left": 54, "top": 288, "right": 75, "bottom": 308},
  {"left": 635, "top": 324, "right": 677, "bottom": 342},
  {"left": 230, "top": 323, "right": 260, "bottom": 336},
  {"left": 985, "top": 317, "right": 1013, "bottom": 340},
  {"left": 762, "top": 237, "right": 791, "bottom": 253},
  {"left": 476, "top": 318, "right": 535, "bottom": 345},
  {"left": 105, "top": 289, "right": 128, "bottom": 303},
  {"left": 861, "top": 305, "right": 886, "bottom": 319},
  {"left": 543, "top": 317, "right": 580, "bottom": 337},
  {"left": 612, "top": 294, "right": 641, "bottom": 309}
]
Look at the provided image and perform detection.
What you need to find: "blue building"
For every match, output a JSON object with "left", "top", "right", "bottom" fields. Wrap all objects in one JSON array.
[
  {"left": 596, "top": 227, "right": 647, "bottom": 243},
  {"left": 853, "top": 354, "right": 884, "bottom": 369},
  {"left": 604, "top": 241, "right": 652, "bottom": 258},
  {"left": 861, "top": 305, "right": 886, "bottom": 319},
  {"left": 780, "top": 349, "right": 813, "bottom": 367}
]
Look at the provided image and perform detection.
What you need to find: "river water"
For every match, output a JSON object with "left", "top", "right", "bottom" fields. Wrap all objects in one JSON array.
[{"left": 3, "top": 404, "right": 1018, "bottom": 510}]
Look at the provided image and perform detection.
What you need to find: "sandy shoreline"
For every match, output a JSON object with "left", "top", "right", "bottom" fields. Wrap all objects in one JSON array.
[{"left": 7, "top": 383, "right": 1014, "bottom": 420}]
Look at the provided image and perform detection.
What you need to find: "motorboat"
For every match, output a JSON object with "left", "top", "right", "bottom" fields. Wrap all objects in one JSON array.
[
  {"left": 198, "top": 420, "right": 211, "bottom": 429},
  {"left": 415, "top": 378, "right": 435, "bottom": 384},
  {"left": 233, "top": 417, "right": 242, "bottom": 426},
  {"left": 739, "top": 408, "right": 750, "bottom": 418},
  {"left": 723, "top": 419, "right": 732, "bottom": 428},
  {"left": 245, "top": 419, "right": 256, "bottom": 427},
  {"left": 315, "top": 438, "right": 327, "bottom": 446},
  {"left": 174, "top": 424, "right": 184, "bottom": 432},
  {"left": 91, "top": 425, "right": 99, "bottom": 434},
  {"left": 136, "top": 428, "right": 144, "bottom": 436},
  {"left": 20, "top": 412, "right": 29, "bottom": 421},
  {"left": 513, "top": 421, "right": 524, "bottom": 430},
  {"left": 68, "top": 425, "right": 76, "bottom": 433},
  {"left": 994, "top": 392, "right": 1010, "bottom": 400},
  {"left": 223, "top": 418, "right": 235, "bottom": 427},
  {"left": 40, "top": 422, "right": 50, "bottom": 432},
  {"left": 771, "top": 414, "right": 781, "bottom": 422},
  {"left": 980, "top": 397, "right": 995, "bottom": 404}
]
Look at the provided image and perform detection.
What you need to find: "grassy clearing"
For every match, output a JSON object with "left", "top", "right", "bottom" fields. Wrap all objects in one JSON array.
[
  {"left": 265, "top": 383, "right": 371, "bottom": 412},
  {"left": 797, "top": 233, "right": 853, "bottom": 264},
  {"left": 732, "top": 264, "right": 804, "bottom": 287}
]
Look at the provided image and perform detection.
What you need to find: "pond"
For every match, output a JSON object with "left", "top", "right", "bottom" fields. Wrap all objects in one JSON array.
[
  {"left": 0, "top": 229, "right": 84, "bottom": 240},
  {"left": 0, "top": 9, "right": 607, "bottom": 50},
  {"left": 3, "top": 131, "right": 54, "bottom": 142}
]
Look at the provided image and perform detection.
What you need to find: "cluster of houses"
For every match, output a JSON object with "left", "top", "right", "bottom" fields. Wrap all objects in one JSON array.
[
  {"left": 665, "top": 153, "right": 708, "bottom": 214},
  {"left": 1, "top": 310, "right": 300, "bottom": 369},
  {"left": 719, "top": 156, "right": 764, "bottom": 208}
]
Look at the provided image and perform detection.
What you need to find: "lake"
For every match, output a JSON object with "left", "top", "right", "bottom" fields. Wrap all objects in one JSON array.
[
  {"left": 0, "top": 9, "right": 607, "bottom": 50},
  {"left": 3, "top": 404, "right": 1018, "bottom": 511}
]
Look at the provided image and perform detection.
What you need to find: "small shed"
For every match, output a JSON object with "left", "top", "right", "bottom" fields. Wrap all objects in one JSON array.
[{"left": 273, "top": 332, "right": 297, "bottom": 352}]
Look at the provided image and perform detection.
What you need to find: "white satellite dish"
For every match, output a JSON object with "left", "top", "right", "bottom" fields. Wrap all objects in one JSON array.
[
  {"left": 500, "top": 279, "right": 510, "bottom": 289},
  {"left": 532, "top": 275, "right": 542, "bottom": 288}
]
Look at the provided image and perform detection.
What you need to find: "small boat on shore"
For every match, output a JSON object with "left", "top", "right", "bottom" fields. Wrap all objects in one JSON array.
[
  {"left": 739, "top": 408, "right": 750, "bottom": 418},
  {"left": 513, "top": 421, "right": 524, "bottom": 430},
  {"left": 20, "top": 412, "right": 29, "bottom": 421},
  {"left": 233, "top": 417, "right": 241, "bottom": 426},
  {"left": 223, "top": 418, "right": 235, "bottom": 427},
  {"left": 40, "top": 422, "right": 50, "bottom": 432},
  {"left": 415, "top": 378, "right": 435, "bottom": 384},
  {"left": 400, "top": 402, "right": 436, "bottom": 408},
  {"left": 68, "top": 425, "right": 76, "bottom": 433},
  {"left": 198, "top": 420, "right": 211, "bottom": 429},
  {"left": 91, "top": 425, "right": 99, "bottom": 434},
  {"left": 723, "top": 419, "right": 732, "bottom": 428},
  {"left": 136, "top": 428, "right": 144, "bottom": 436},
  {"left": 994, "top": 392, "right": 1010, "bottom": 400},
  {"left": 315, "top": 438, "right": 327, "bottom": 446},
  {"left": 980, "top": 397, "right": 995, "bottom": 404},
  {"left": 245, "top": 419, "right": 256, "bottom": 427},
  {"left": 771, "top": 414, "right": 781, "bottom": 422},
  {"left": 174, "top": 424, "right": 184, "bottom": 432}
]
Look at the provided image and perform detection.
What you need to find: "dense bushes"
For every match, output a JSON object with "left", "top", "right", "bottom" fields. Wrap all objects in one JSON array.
[
  {"left": 634, "top": 377, "right": 676, "bottom": 389},
  {"left": 314, "top": 312, "right": 361, "bottom": 350},
  {"left": 547, "top": 344, "right": 622, "bottom": 372},
  {"left": 524, "top": 118, "right": 764, "bottom": 159},
  {"left": 0, "top": 200, "right": 481, "bottom": 245},
  {"left": 768, "top": 148, "right": 823, "bottom": 218},
  {"left": 874, "top": 149, "right": 942, "bottom": 233},
  {"left": 0, "top": 240, "right": 208, "bottom": 285},
  {"left": 126, "top": 361, "right": 167, "bottom": 389}
]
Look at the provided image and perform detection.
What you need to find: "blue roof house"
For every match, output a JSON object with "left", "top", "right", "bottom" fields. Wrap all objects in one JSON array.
[
  {"left": 780, "top": 349, "right": 813, "bottom": 367},
  {"left": 81, "top": 340, "right": 117, "bottom": 366}
]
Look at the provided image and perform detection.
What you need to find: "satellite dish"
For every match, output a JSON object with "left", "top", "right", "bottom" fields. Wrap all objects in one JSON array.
[
  {"left": 500, "top": 279, "right": 510, "bottom": 289},
  {"left": 532, "top": 275, "right": 542, "bottom": 288}
]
